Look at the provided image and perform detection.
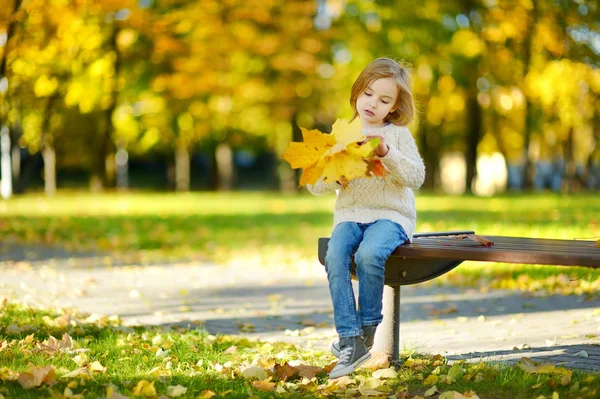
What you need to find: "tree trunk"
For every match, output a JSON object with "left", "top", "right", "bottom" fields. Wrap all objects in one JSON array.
[
  {"left": 11, "top": 139, "right": 20, "bottom": 183},
  {"left": 461, "top": 0, "right": 484, "bottom": 195},
  {"left": 175, "top": 144, "right": 190, "bottom": 191},
  {"left": 0, "top": 1, "right": 23, "bottom": 199},
  {"left": 419, "top": 123, "right": 439, "bottom": 191},
  {"left": 91, "top": 23, "right": 120, "bottom": 191},
  {"left": 42, "top": 144, "right": 56, "bottom": 196},
  {"left": 115, "top": 145, "right": 129, "bottom": 191},
  {"left": 522, "top": 0, "right": 538, "bottom": 189},
  {"left": 10, "top": 111, "right": 21, "bottom": 185},
  {"left": 40, "top": 94, "right": 58, "bottom": 196},
  {"left": 465, "top": 86, "right": 482, "bottom": 194},
  {"left": 0, "top": 126, "right": 12, "bottom": 199},
  {"left": 276, "top": 119, "right": 297, "bottom": 194},
  {"left": 215, "top": 142, "right": 234, "bottom": 191}
]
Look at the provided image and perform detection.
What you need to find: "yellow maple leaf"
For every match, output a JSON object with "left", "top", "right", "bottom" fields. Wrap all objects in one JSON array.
[
  {"left": 281, "top": 127, "right": 335, "bottom": 169},
  {"left": 281, "top": 118, "right": 386, "bottom": 187},
  {"left": 321, "top": 152, "right": 368, "bottom": 186},
  {"left": 330, "top": 118, "right": 364, "bottom": 152},
  {"left": 252, "top": 376, "right": 276, "bottom": 391},
  {"left": 299, "top": 163, "right": 324, "bottom": 186}
]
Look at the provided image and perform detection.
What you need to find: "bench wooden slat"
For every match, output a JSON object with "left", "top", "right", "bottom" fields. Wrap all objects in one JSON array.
[
  {"left": 393, "top": 235, "right": 599, "bottom": 267},
  {"left": 411, "top": 240, "right": 599, "bottom": 255}
]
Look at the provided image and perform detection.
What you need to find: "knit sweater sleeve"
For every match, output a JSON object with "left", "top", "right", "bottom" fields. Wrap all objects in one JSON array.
[
  {"left": 306, "top": 178, "right": 340, "bottom": 196},
  {"left": 379, "top": 127, "right": 425, "bottom": 189}
]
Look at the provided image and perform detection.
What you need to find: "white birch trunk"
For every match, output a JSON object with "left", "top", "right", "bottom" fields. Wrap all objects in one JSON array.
[{"left": 0, "top": 125, "right": 11, "bottom": 199}]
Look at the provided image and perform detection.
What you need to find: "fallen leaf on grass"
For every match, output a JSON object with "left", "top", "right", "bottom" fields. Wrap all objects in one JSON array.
[
  {"left": 89, "top": 361, "right": 107, "bottom": 373},
  {"left": 166, "top": 385, "right": 187, "bottom": 397},
  {"left": 197, "top": 391, "right": 216, "bottom": 399},
  {"left": 131, "top": 380, "right": 156, "bottom": 396},
  {"left": 37, "top": 334, "right": 74, "bottom": 355},
  {"left": 61, "top": 367, "right": 93, "bottom": 379},
  {"left": 440, "top": 391, "right": 480, "bottom": 399},
  {"left": 18, "top": 366, "right": 56, "bottom": 389},
  {"left": 448, "top": 364, "right": 464, "bottom": 381},
  {"left": 424, "top": 385, "right": 439, "bottom": 397},
  {"left": 517, "top": 357, "right": 572, "bottom": 380},
  {"left": 241, "top": 366, "right": 268, "bottom": 380},
  {"left": 63, "top": 387, "right": 84, "bottom": 399},
  {"left": 253, "top": 377, "right": 276, "bottom": 391},
  {"left": 372, "top": 367, "right": 397, "bottom": 379},
  {"left": 0, "top": 367, "right": 19, "bottom": 381},
  {"left": 274, "top": 363, "right": 298, "bottom": 381},
  {"left": 423, "top": 374, "right": 439, "bottom": 385},
  {"left": 295, "top": 364, "right": 323, "bottom": 379}
]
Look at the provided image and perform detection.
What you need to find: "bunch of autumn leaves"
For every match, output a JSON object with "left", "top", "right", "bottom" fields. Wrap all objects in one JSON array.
[{"left": 281, "top": 119, "right": 388, "bottom": 187}]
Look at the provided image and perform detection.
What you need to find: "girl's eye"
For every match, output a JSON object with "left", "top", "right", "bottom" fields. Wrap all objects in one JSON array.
[
  {"left": 365, "top": 92, "right": 372, "bottom": 96},
  {"left": 381, "top": 100, "right": 389, "bottom": 104}
]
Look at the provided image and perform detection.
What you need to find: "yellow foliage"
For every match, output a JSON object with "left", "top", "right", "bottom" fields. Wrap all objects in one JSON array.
[
  {"left": 34, "top": 76, "right": 58, "bottom": 97},
  {"left": 451, "top": 30, "right": 486, "bottom": 58},
  {"left": 281, "top": 118, "right": 387, "bottom": 187}
]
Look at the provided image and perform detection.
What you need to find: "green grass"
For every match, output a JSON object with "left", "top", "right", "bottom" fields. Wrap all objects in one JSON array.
[
  {"left": 1, "top": 301, "right": 598, "bottom": 399},
  {"left": 1, "top": 191, "right": 599, "bottom": 293}
]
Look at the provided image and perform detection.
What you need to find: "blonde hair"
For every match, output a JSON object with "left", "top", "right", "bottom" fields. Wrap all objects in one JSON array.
[{"left": 350, "top": 58, "right": 415, "bottom": 126}]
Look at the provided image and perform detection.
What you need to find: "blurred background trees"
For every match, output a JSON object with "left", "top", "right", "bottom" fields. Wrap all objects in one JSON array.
[{"left": 0, "top": 0, "right": 598, "bottom": 197}]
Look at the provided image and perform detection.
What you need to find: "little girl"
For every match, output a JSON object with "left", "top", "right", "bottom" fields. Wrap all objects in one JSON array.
[{"left": 307, "top": 58, "right": 425, "bottom": 379}]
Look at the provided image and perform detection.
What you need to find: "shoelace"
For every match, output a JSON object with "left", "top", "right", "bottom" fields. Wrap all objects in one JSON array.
[{"left": 338, "top": 346, "right": 353, "bottom": 364}]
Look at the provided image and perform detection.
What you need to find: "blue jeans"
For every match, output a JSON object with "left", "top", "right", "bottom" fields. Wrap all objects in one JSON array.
[{"left": 325, "top": 220, "right": 408, "bottom": 338}]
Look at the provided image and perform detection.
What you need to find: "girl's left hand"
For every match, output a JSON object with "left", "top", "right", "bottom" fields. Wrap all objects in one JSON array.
[{"left": 365, "top": 135, "right": 389, "bottom": 157}]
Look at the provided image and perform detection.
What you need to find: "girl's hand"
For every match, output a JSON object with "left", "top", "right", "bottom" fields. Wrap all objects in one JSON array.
[{"left": 365, "top": 135, "right": 389, "bottom": 157}]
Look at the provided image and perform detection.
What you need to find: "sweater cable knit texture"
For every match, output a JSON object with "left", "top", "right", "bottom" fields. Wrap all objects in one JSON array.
[{"left": 307, "top": 123, "right": 425, "bottom": 241}]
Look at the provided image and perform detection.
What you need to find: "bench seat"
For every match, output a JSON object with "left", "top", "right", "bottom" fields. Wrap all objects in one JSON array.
[{"left": 317, "top": 232, "right": 600, "bottom": 361}]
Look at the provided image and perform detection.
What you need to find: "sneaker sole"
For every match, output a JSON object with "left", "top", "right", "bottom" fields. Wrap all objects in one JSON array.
[{"left": 328, "top": 352, "right": 372, "bottom": 379}]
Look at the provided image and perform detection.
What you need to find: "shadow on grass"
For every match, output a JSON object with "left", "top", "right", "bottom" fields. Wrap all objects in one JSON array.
[
  {"left": 118, "top": 282, "right": 600, "bottom": 323},
  {"left": 3, "top": 205, "right": 596, "bottom": 265}
]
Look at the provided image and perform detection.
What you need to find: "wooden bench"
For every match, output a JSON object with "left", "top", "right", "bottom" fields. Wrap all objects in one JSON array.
[{"left": 317, "top": 231, "right": 600, "bottom": 361}]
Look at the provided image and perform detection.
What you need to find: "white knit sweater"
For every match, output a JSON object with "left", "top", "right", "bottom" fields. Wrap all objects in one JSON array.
[{"left": 307, "top": 123, "right": 425, "bottom": 241}]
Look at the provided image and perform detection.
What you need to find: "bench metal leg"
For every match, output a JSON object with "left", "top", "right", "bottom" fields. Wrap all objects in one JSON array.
[
  {"left": 392, "top": 285, "right": 401, "bottom": 361},
  {"left": 372, "top": 285, "right": 401, "bottom": 363}
]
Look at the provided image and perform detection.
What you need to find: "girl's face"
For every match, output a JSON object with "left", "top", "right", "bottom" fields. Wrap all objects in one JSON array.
[{"left": 356, "top": 77, "right": 399, "bottom": 128}]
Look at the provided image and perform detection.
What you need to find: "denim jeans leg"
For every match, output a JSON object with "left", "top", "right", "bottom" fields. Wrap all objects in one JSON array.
[
  {"left": 325, "top": 222, "right": 363, "bottom": 338},
  {"left": 354, "top": 220, "right": 408, "bottom": 327}
]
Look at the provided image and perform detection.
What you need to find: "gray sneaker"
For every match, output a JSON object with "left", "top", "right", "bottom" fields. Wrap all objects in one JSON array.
[
  {"left": 329, "top": 336, "right": 372, "bottom": 379},
  {"left": 329, "top": 325, "right": 377, "bottom": 358}
]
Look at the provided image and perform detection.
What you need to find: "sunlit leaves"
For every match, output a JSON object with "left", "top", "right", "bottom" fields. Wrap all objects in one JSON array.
[
  {"left": 450, "top": 30, "right": 486, "bottom": 58},
  {"left": 281, "top": 118, "right": 387, "bottom": 187}
]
